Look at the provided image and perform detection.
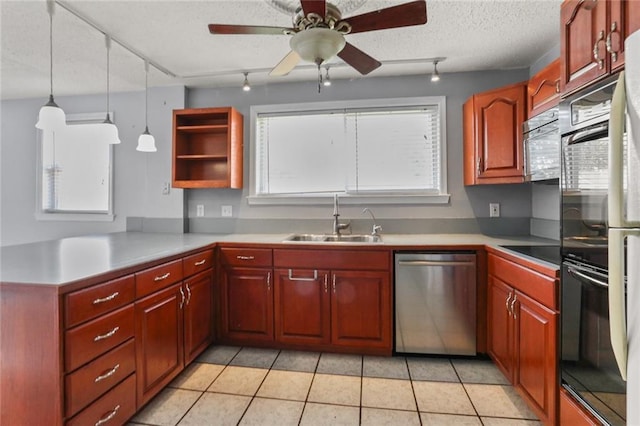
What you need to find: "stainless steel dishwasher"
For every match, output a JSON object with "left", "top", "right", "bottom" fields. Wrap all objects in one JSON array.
[{"left": 395, "top": 252, "right": 477, "bottom": 355}]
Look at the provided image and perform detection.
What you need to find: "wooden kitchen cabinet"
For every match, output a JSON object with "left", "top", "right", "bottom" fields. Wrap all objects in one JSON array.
[
  {"left": 274, "top": 268, "right": 331, "bottom": 345},
  {"left": 272, "top": 248, "right": 392, "bottom": 354},
  {"left": 487, "top": 251, "right": 559, "bottom": 425},
  {"left": 560, "top": 0, "right": 640, "bottom": 96},
  {"left": 135, "top": 251, "right": 214, "bottom": 405},
  {"left": 172, "top": 107, "right": 243, "bottom": 189},
  {"left": 463, "top": 81, "right": 527, "bottom": 185},
  {"left": 527, "top": 58, "right": 560, "bottom": 117},
  {"left": 218, "top": 247, "right": 274, "bottom": 344}
]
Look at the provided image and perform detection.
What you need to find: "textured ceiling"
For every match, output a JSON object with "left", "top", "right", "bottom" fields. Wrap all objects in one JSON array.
[{"left": 0, "top": 0, "right": 562, "bottom": 100}]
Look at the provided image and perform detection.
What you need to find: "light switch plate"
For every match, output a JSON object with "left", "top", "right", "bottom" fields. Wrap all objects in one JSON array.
[
  {"left": 196, "top": 205, "right": 205, "bottom": 217},
  {"left": 489, "top": 203, "right": 500, "bottom": 218}
]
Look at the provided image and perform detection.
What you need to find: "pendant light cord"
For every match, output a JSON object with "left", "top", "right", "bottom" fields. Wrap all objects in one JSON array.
[
  {"left": 144, "top": 60, "right": 149, "bottom": 128},
  {"left": 47, "top": 0, "right": 54, "bottom": 97},
  {"left": 105, "top": 35, "right": 111, "bottom": 121}
]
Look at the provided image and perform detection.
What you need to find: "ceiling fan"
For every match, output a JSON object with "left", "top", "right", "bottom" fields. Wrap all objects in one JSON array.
[{"left": 208, "top": 0, "right": 428, "bottom": 77}]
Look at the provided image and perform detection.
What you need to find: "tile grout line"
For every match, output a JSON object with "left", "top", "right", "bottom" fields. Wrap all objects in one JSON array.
[
  {"left": 234, "top": 347, "right": 281, "bottom": 426},
  {"left": 405, "top": 357, "right": 424, "bottom": 426},
  {"left": 296, "top": 352, "right": 322, "bottom": 425}
]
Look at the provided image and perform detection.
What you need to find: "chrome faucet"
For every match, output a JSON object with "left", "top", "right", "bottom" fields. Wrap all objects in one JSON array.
[
  {"left": 362, "top": 207, "right": 382, "bottom": 236},
  {"left": 332, "top": 194, "right": 351, "bottom": 236}
]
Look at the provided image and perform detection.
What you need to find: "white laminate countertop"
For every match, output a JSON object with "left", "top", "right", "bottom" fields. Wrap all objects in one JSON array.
[{"left": 0, "top": 231, "right": 557, "bottom": 286}]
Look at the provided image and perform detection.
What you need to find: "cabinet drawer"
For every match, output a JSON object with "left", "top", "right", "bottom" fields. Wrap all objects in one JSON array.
[
  {"left": 65, "top": 339, "right": 136, "bottom": 417},
  {"left": 66, "top": 373, "right": 136, "bottom": 426},
  {"left": 65, "top": 304, "right": 135, "bottom": 372},
  {"left": 488, "top": 253, "right": 557, "bottom": 309},
  {"left": 183, "top": 249, "right": 214, "bottom": 277},
  {"left": 219, "top": 247, "right": 272, "bottom": 267},
  {"left": 65, "top": 275, "right": 135, "bottom": 328},
  {"left": 136, "top": 259, "right": 183, "bottom": 298}
]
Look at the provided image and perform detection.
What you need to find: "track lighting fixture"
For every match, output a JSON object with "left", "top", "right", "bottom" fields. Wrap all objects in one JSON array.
[
  {"left": 431, "top": 60, "right": 440, "bottom": 82},
  {"left": 36, "top": 0, "right": 66, "bottom": 131},
  {"left": 137, "top": 60, "right": 157, "bottom": 152},
  {"left": 323, "top": 66, "right": 332, "bottom": 87},
  {"left": 102, "top": 35, "right": 121, "bottom": 144},
  {"left": 242, "top": 72, "right": 251, "bottom": 92}
]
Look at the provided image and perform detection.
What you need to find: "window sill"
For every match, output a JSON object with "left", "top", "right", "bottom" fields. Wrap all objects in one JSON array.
[
  {"left": 35, "top": 212, "right": 115, "bottom": 222},
  {"left": 247, "top": 193, "right": 451, "bottom": 206}
]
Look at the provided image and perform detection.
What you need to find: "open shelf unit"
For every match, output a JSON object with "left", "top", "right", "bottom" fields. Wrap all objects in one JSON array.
[{"left": 172, "top": 107, "right": 243, "bottom": 188}]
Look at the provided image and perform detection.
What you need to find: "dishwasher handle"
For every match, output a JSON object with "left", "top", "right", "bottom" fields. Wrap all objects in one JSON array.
[{"left": 397, "top": 260, "right": 476, "bottom": 267}]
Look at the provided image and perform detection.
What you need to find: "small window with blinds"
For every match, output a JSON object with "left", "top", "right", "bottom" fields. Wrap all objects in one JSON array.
[{"left": 251, "top": 97, "right": 447, "bottom": 203}]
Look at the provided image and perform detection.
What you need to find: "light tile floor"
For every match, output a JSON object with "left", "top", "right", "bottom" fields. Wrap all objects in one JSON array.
[{"left": 129, "top": 346, "right": 541, "bottom": 426}]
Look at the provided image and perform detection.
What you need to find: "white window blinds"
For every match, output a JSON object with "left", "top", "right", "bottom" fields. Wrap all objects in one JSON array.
[{"left": 255, "top": 100, "right": 444, "bottom": 197}]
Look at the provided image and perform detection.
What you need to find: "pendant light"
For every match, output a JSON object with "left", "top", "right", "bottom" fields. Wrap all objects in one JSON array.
[
  {"left": 35, "top": 0, "right": 66, "bottom": 131},
  {"left": 102, "top": 35, "right": 121, "bottom": 144},
  {"left": 242, "top": 72, "right": 251, "bottom": 92},
  {"left": 323, "top": 66, "right": 332, "bottom": 87},
  {"left": 431, "top": 60, "right": 441, "bottom": 82},
  {"left": 137, "top": 60, "right": 157, "bottom": 152}
]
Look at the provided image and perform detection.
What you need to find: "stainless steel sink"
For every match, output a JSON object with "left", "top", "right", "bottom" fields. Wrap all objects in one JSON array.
[{"left": 283, "top": 234, "right": 382, "bottom": 243}]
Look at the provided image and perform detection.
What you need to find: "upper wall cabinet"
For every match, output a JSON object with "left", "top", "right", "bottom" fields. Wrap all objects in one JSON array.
[
  {"left": 560, "top": 0, "right": 640, "bottom": 97},
  {"left": 172, "top": 107, "right": 244, "bottom": 189},
  {"left": 528, "top": 58, "right": 560, "bottom": 117},
  {"left": 463, "top": 81, "right": 527, "bottom": 185}
]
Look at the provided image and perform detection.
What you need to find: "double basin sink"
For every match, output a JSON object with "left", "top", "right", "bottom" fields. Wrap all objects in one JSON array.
[{"left": 283, "top": 233, "right": 383, "bottom": 243}]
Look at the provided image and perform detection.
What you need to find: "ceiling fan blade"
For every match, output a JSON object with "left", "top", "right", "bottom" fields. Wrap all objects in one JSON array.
[
  {"left": 343, "top": 0, "right": 427, "bottom": 34},
  {"left": 270, "top": 50, "right": 302, "bottom": 76},
  {"left": 208, "top": 24, "right": 294, "bottom": 35},
  {"left": 337, "top": 42, "right": 381, "bottom": 75},
  {"left": 300, "top": 0, "right": 326, "bottom": 17}
]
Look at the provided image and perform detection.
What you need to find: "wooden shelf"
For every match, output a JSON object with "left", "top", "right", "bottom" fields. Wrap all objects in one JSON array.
[{"left": 172, "top": 107, "right": 243, "bottom": 189}]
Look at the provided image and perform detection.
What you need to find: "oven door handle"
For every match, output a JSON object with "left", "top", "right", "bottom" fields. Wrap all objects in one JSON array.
[
  {"left": 567, "top": 265, "right": 609, "bottom": 288},
  {"left": 566, "top": 124, "right": 609, "bottom": 145}
]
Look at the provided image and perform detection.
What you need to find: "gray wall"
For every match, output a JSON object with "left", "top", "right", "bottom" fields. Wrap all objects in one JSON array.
[
  {"left": 0, "top": 86, "right": 186, "bottom": 246},
  {"left": 2, "top": 67, "right": 550, "bottom": 246},
  {"left": 186, "top": 69, "right": 533, "bottom": 235}
]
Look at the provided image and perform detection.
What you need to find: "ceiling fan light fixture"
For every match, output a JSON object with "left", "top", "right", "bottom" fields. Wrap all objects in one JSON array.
[
  {"left": 36, "top": 0, "right": 66, "bottom": 131},
  {"left": 242, "top": 72, "right": 251, "bottom": 91},
  {"left": 431, "top": 60, "right": 440, "bottom": 82},
  {"left": 290, "top": 28, "right": 346, "bottom": 64}
]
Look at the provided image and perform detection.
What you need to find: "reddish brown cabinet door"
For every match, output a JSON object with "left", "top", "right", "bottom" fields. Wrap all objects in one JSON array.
[
  {"left": 220, "top": 267, "right": 274, "bottom": 343},
  {"left": 464, "top": 82, "right": 526, "bottom": 185},
  {"left": 274, "top": 268, "right": 331, "bottom": 345},
  {"left": 331, "top": 270, "right": 391, "bottom": 349},
  {"left": 135, "top": 283, "right": 184, "bottom": 406},
  {"left": 183, "top": 270, "right": 214, "bottom": 364},
  {"left": 610, "top": 0, "right": 640, "bottom": 72},
  {"left": 528, "top": 58, "right": 561, "bottom": 117},
  {"left": 513, "top": 291, "right": 558, "bottom": 426},
  {"left": 487, "top": 276, "right": 515, "bottom": 381}
]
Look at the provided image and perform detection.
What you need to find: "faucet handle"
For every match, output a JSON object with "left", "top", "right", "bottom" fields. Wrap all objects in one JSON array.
[{"left": 372, "top": 224, "right": 382, "bottom": 236}]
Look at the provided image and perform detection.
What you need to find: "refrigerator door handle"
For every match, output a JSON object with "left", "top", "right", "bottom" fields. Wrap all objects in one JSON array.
[
  {"left": 609, "top": 71, "right": 626, "bottom": 228},
  {"left": 608, "top": 228, "right": 640, "bottom": 381}
]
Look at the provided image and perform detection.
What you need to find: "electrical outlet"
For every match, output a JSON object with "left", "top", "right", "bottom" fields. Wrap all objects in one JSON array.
[
  {"left": 162, "top": 182, "right": 170, "bottom": 195},
  {"left": 221, "top": 205, "right": 233, "bottom": 217},
  {"left": 489, "top": 203, "right": 500, "bottom": 218},
  {"left": 196, "top": 204, "right": 205, "bottom": 217}
]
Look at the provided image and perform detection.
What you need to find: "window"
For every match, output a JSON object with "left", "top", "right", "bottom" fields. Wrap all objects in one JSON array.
[
  {"left": 250, "top": 97, "right": 448, "bottom": 205},
  {"left": 37, "top": 112, "right": 114, "bottom": 221}
]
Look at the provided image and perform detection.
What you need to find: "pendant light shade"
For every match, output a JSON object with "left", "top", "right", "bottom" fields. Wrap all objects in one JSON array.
[
  {"left": 103, "top": 35, "right": 120, "bottom": 144},
  {"left": 137, "top": 60, "right": 156, "bottom": 152},
  {"left": 431, "top": 60, "right": 441, "bottom": 82},
  {"left": 36, "top": 0, "right": 66, "bottom": 131}
]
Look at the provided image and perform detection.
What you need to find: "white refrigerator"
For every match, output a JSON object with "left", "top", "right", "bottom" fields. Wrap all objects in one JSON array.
[{"left": 609, "top": 29, "right": 640, "bottom": 425}]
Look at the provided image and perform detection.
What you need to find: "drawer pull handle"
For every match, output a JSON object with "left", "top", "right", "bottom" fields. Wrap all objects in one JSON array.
[
  {"left": 194, "top": 259, "right": 207, "bottom": 266},
  {"left": 94, "top": 364, "right": 120, "bottom": 383},
  {"left": 92, "top": 292, "right": 119, "bottom": 305},
  {"left": 154, "top": 272, "right": 171, "bottom": 282},
  {"left": 94, "top": 326, "right": 120, "bottom": 342},
  {"left": 236, "top": 255, "right": 255, "bottom": 260},
  {"left": 94, "top": 404, "right": 120, "bottom": 426}
]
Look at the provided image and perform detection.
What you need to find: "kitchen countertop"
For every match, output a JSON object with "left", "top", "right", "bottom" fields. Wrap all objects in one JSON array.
[{"left": 0, "top": 231, "right": 558, "bottom": 286}]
